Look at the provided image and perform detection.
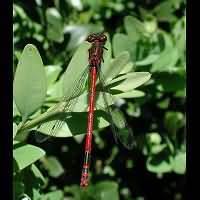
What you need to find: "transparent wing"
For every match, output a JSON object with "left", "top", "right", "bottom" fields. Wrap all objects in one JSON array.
[
  {"left": 35, "top": 67, "right": 89, "bottom": 142},
  {"left": 97, "top": 69, "right": 136, "bottom": 150}
]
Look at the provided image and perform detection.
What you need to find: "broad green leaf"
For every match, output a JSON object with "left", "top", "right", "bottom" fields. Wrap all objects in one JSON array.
[
  {"left": 144, "top": 19, "right": 157, "bottom": 33},
  {"left": 146, "top": 132, "right": 162, "bottom": 144},
  {"left": 111, "top": 109, "right": 126, "bottom": 129},
  {"left": 13, "top": 123, "right": 18, "bottom": 139},
  {"left": 164, "top": 111, "right": 185, "bottom": 135},
  {"left": 151, "top": 144, "right": 167, "bottom": 154},
  {"left": 37, "top": 110, "right": 110, "bottom": 137},
  {"left": 42, "top": 156, "right": 64, "bottom": 178},
  {"left": 31, "top": 164, "right": 46, "bottom": 185},
  {"left": 147, "top": 149, "right": 173, "bottom": 173},
  {"left": 34, "top": 90, "right": 113, "bottom": 137},
  {"left": 114, "top": 90, "right": 145, "bottom": 98},
  {"left": 126, "top": 102, "right": 141, "bottom": 117},
  {"left": 156, "top": 31, "right": 173, "bottom": 52},
  {"left": 175, "top": 88, "right": 186, "bottom": 97},
  {"left": 13, "top": 143, "right": 45, "bottom": 173},
  {"left": 153, "top": 1, "right": 177, "bottom": 22},
  {"left": 135, "top": 54, "right": 160, "bottom": 66},
  {"left": 172, "top": 152, "right": 186, "bottom": 174},
  {"left": 43, "top": 190, "right": 64, "bottom": 200},
  {"left": 102, "top": 51, "right": 130, "bottom": 82},
  {"left": 46, "top": 8, "right": 64, "bottom": 42},
  {"left": 94, "top": 181, "right": 119, "bottom": 200},
  {"left": 69, "top": 0, "right": 83, "bottom": 10},
  {"left": 157, "top": 98, "right": 170, "bottom": 109},
  {"left": 62, "top": 42, "right": 90, "bottom": 98},
  {"left": 13, "top": 4, "right": 27, "bottom": 19},
  {"left": 109, "top": 72, "right": 151, "bottom": 92},
  {"left": 151, "top": 47, "right": 179, "bottom": 72},
  {"left": 120, "top": 62, "right": 134, "bottom": 74},
  {"left": 124, "top": 16, "right": 146, "bottom": 42},
  {"left": 172, "top": 17, "right": 186, "bottom": 56},
  {"left": 112, "top": 33, "right": 137, "bottom": 61},
  {"left": 13, "top": 44, "right": 47, "bottom": 121},
  {"left": 47, "top": 76, "right": 63, "bottom": 100},
  {"left": 45, "top": 65, "right": 62, "bottom": 86}
]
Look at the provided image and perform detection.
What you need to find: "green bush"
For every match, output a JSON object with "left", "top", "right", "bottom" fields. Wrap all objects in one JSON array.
[{"left": 13, "top": 0, "right": 186, "bottom": 199}]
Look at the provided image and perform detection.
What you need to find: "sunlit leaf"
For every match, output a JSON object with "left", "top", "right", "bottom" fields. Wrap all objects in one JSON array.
[
  {"left": 45, "top": 65, "right": 62, "bottom": 86},
  {"left": 109, "top": 72, "right": 151, "bottom": 92},
  {"left": 172, "top": 151, "right": 186, "bottom": 174},
  {"left": 13, "top": 143, "right": 45, "bottom": 173},
  {"left": 13, "top": 44, "right": 47, "bottom": 121},
  {"left": 42, "top": 156, "right": 64, "bottom": 178},
  {"left": 46, "top": 8, "right": 64, "bottom": 42},
  {"left": 124, "top": 16, "right": 146, "bottom": 42},
  {"left": 147, "top": 148, "right": 173, "bottom": 173},
  {"left": 43, "top": 190, "right": 64, "bottom": 200},
  {"left": 62, "top": 42, "right": 89, "bottom": 98},
  {"left": 102, "top": 51, "right": 130, "bottom": 82},
  {"left": 112, "top": 33, "right": 137, "bottom": 61}
]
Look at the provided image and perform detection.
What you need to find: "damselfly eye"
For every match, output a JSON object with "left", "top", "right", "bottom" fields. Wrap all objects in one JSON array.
[
  {"left": 87, "top": 34, "right": 96, "bottom": 42},
  {"left": 99, "top": 34, "right": 107, "bottom": 42}
]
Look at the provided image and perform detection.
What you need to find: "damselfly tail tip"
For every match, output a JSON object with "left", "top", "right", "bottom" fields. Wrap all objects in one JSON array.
[{"left": 80, "top": 173, "right": 89, "bottom": 188}]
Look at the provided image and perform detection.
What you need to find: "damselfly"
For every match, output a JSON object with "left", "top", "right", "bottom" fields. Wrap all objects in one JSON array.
[{"left": 36, "top": 33, "right": 135, "bottom": 188}]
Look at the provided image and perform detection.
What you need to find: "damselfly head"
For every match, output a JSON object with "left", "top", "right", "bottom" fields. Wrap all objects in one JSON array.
[
  {"left": 99, "top": 34, "right": 107, "bottom": 42},
  {"left": 87, "top": 33, "right": 107, "bottom": 43}
]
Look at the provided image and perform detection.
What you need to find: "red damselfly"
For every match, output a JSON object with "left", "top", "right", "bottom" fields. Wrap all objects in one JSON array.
[{"left": 36, "top": 33, "right": 135, "bottom": 188}]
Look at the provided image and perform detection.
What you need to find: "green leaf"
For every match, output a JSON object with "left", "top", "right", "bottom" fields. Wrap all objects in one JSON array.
[
  {"left": 151, "top": 47, "right": 179, "bottom": 72},
  {"left": 146, "top": 132, "right": 162, "bottom": 145},
  {"left": 42, "top": 156, "right": 64, "bottom": 178},
  {"left": 124, "top": 16, "right": 146, "bottom": 42},
  {"left": 94, "top": 181, "right": 119, "bottom": 200},
  {"left": 147, "top": 148, "right": 173, "bottom": 173},
  {"left": 13, "top": 123, "right": 18, "bottom": 139},
  {"left": 126, "top": 102, "right": 141, "bottom": 117},
  {"left": 62, "top": 42, "right": 90, "bottom": 98},
  {"left": 109, "top": 72, "right": 151, "bottom": 92},
  {"left": 31, "top": 164, "right": 46, "bottom": 185},
  {"left": 153, "top": 1, "right": 177, "bottom": 22},
  {"left": 172, "top": 151, "right": 186, "bottom": 174},
  {"left": 43, "top": 190, "right": 64, "bottom": 200},
  {"left": 13, "top": 44, "right": 47, "bottom": 121},
  {"left": 164, "top": 111, "right": 185, "bottom": 135},
  {"left": 37, "top": 109, "right": 110, "bottom": 137},
  {"left": 102, "top": 51, "right": 130, "bottom": 82},
  {"left": 157, "top": 98, "right": 170, "bottom": 109},
  {"left": 47, "top": 76, "right": 63, "bottom": 100},
  {"left": 112, "top": 33, "right": 137, "bottom": 61},
  {"left": 114, "top": 90, "right": 145, "bottom": 98},
  {"left": 45, "top": 65, "right": 62, "bottom": 86},
  {"left": 135, "top": 54, "right": 160, "bottom": 66},
  {"left": 120, "top": 62, "right": 134, "bottom": 74},
  {"left": 13, "top": 143, "right": 45, "bottom": 173},
  {"left": 151, "top": 144, "right": 167, "bottom": 154},
  {"left": 46, "top": 8, "right": 64, "bottom": 42}
]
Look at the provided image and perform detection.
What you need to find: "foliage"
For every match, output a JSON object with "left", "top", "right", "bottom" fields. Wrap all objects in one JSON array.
[{"left": 13, "top": 0, "right": 186, "bottom": 199}]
